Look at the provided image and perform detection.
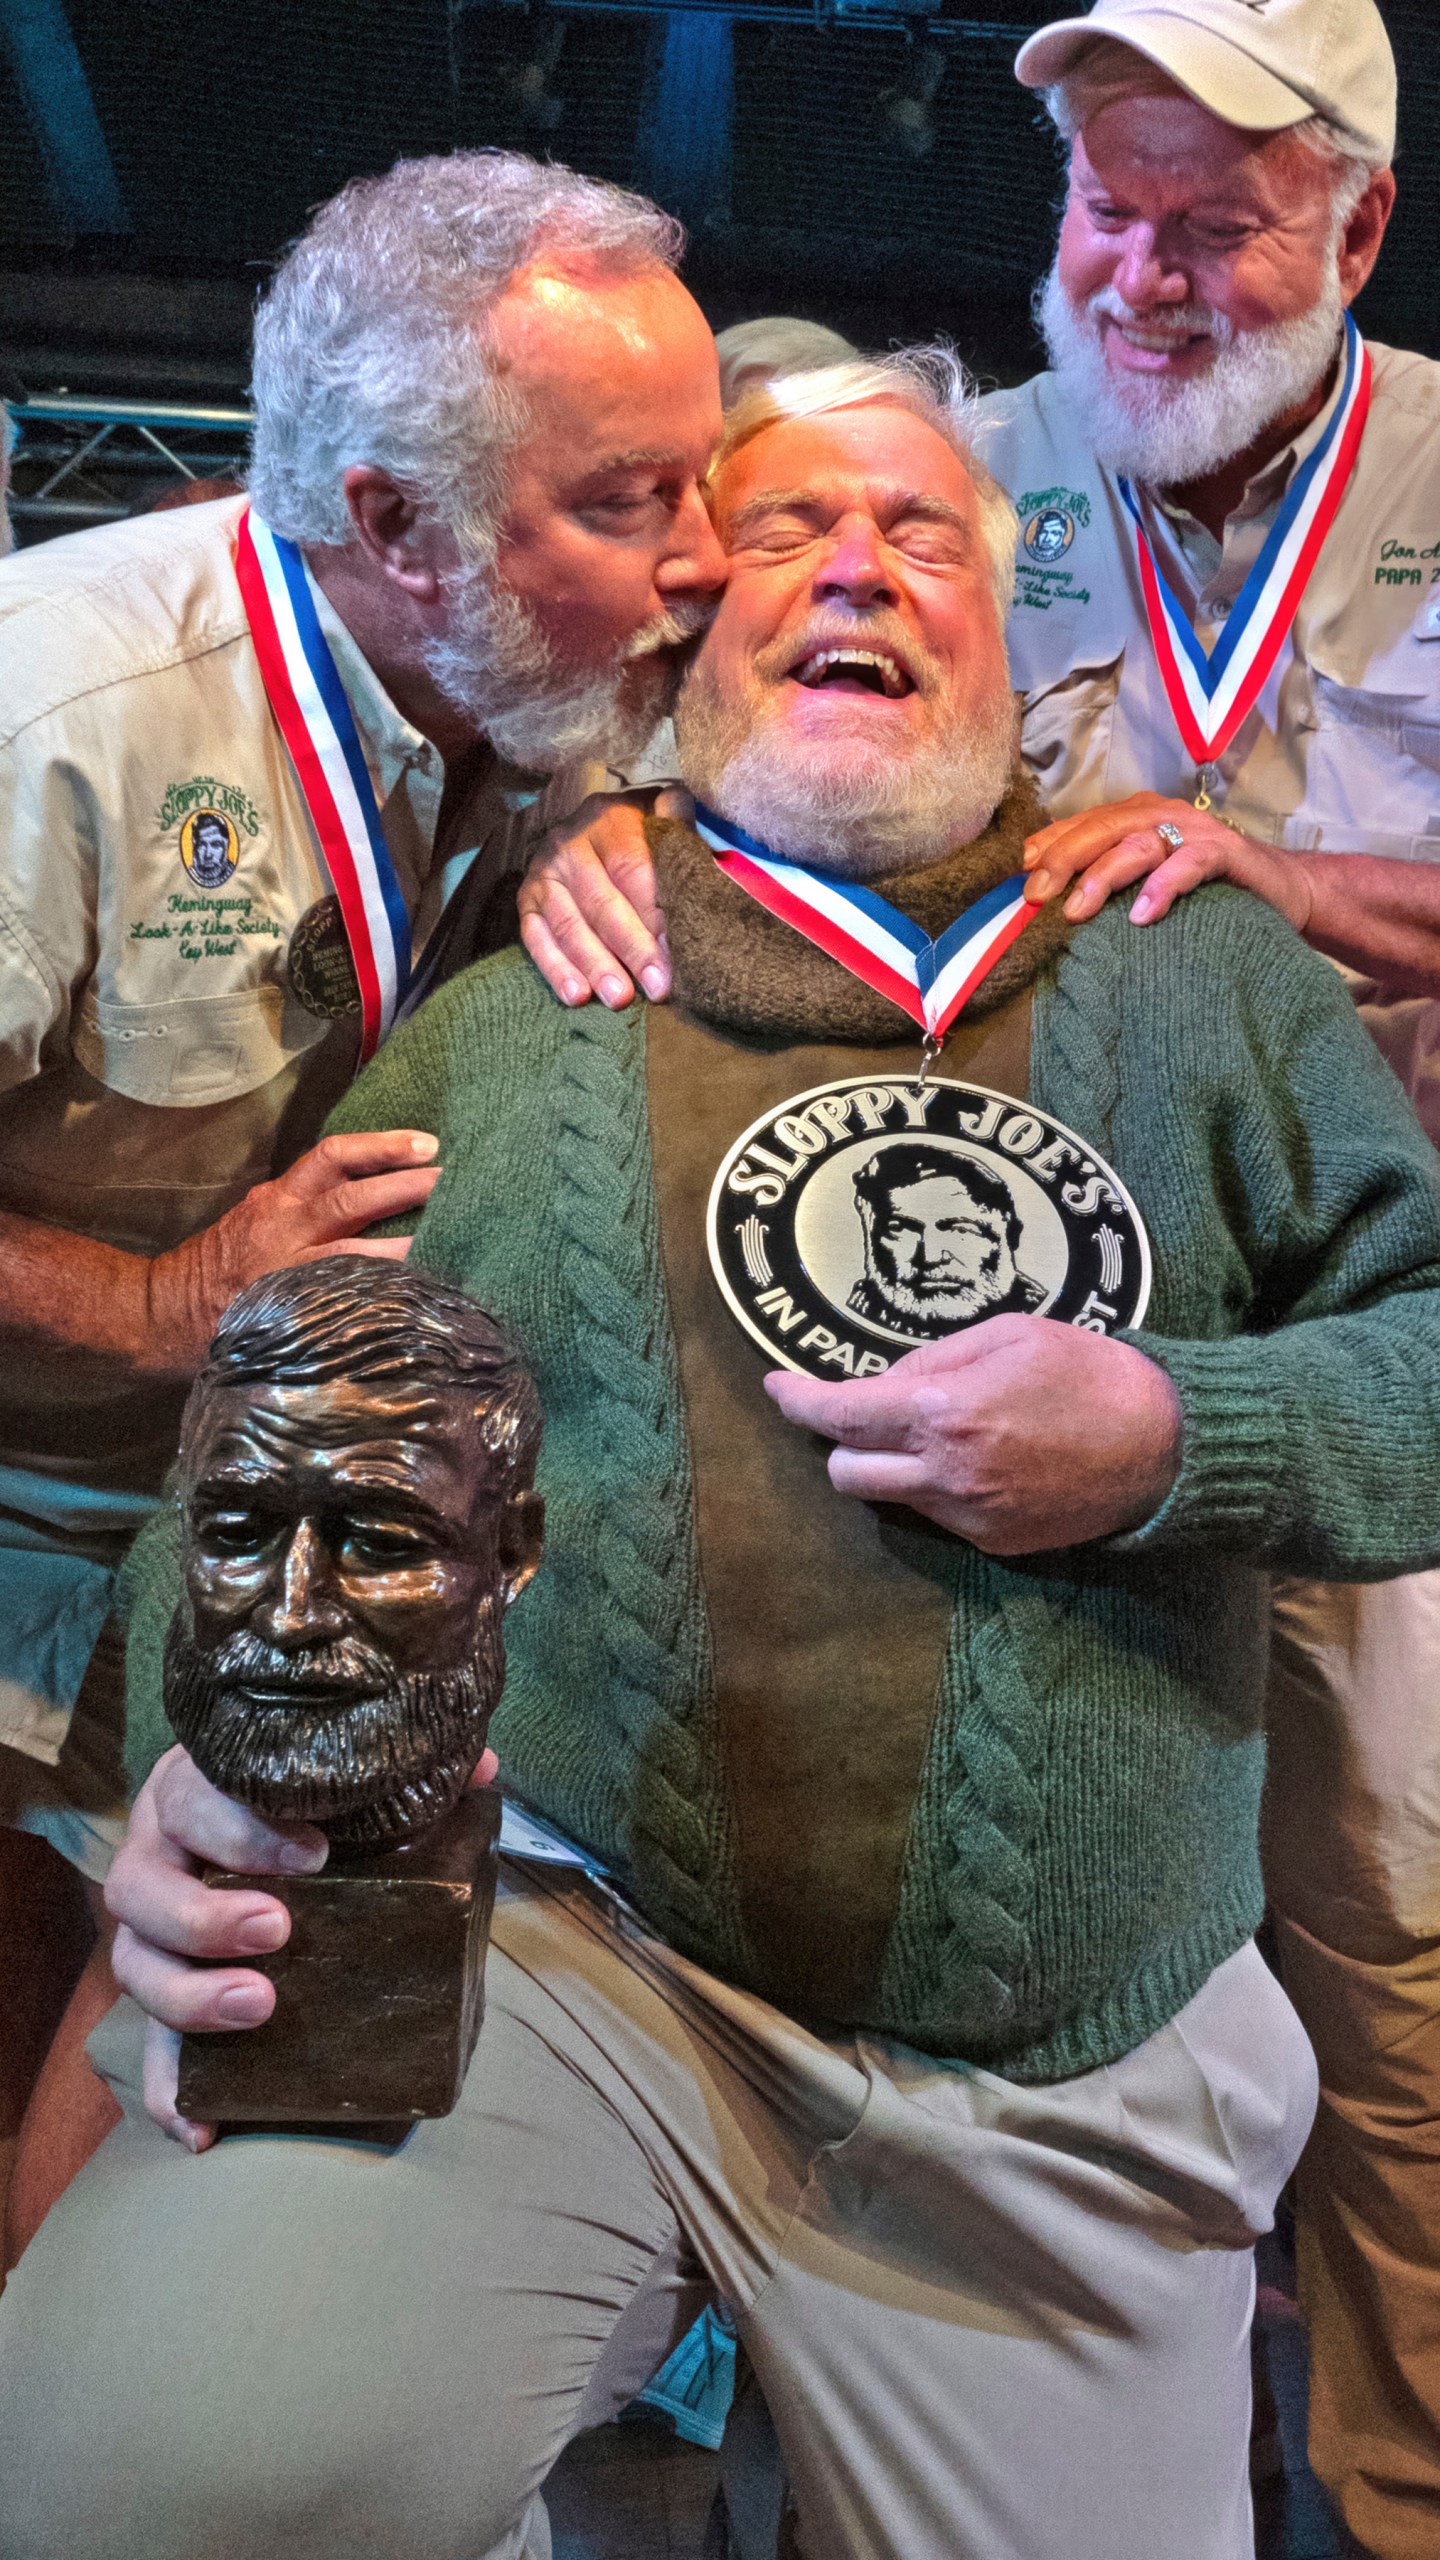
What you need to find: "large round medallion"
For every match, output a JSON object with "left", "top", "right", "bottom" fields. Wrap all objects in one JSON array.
[
  {"left": 707, "top": 1075, "right": 1151, "bottom": 1379},
  {"left": 287, "top": 894, "right": 361, "bottom": 1019}
]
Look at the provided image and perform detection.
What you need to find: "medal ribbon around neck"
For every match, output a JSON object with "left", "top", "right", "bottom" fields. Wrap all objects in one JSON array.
[
  {"left": 236, "top": 508, "right": 411, "bottom": 1060},
  {"left": 1118, "top": 310, "right": 1371, "bottom": 770},
  {"left": 693, "top": 803, "right": 1037, "bottom": 1043}
]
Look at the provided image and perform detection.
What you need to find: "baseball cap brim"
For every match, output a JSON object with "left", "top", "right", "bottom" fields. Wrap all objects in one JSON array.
[{"left": 1014, "top": 11, "right": 1314, "bottom": 134}]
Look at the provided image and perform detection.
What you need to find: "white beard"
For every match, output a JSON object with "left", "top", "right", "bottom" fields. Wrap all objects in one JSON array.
[
  {"left": 423, "top": 553, "right": 708, "bottom": 771},
  {"left": 1037, "top": 259, "right": 1345, "bottom": 490},
  {"left": 674, "top": 650, "right": 1018, "bottom": 881}
]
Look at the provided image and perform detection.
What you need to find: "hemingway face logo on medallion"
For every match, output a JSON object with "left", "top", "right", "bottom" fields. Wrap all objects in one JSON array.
[
  {"left": 708, "top": 1077, "right": 1151, "bottom": 1381},
  {"left": 287, "top": 893, "right": 362, "bottom": 1020},
  {"left": 850, "top": 1142, "right": 1048, "bottom": 1332}
]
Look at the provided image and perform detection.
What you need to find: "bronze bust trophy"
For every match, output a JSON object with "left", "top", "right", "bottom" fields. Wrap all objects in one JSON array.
[{"left": 167, "top": 1256, "right": 543, "bottom": 2126}]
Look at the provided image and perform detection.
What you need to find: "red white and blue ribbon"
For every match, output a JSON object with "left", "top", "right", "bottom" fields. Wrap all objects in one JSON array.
[
  {"left": 235, "top": 507, "right": 411, "bottom": 1060},
  {"left": 693, "top": 803, "right": 1035, "bottom": 1042},
  {"left": 1119, "top": 312, "right": 1371, "bottom": 769}
]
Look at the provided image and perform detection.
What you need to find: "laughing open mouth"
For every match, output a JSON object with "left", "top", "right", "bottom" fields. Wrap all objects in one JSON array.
[{"left": 790, "top": 647, "right": 915, "bottom": 700}]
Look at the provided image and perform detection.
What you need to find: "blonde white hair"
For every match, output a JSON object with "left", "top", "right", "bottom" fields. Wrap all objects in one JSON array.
[
  {"left": 714, "top": 316, "right": 858, "bottom": 408},
  {"left": 713, "top": 347, "right": 1018, "bottom": 619}
]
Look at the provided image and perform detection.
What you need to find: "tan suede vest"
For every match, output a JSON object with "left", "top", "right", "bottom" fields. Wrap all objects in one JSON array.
[{"left": 646, "top": 990, "right": 1033, "bottom": 2018}]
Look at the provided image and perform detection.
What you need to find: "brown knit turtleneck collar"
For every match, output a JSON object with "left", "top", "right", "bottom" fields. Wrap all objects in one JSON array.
[{"left": 646, "top": 775, "right": 1071, "bottom": 1046}]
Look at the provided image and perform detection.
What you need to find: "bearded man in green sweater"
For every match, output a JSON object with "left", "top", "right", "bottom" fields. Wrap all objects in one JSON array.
[{"left": 5, "top": 353, "right": 1440, "bottom": 2560}]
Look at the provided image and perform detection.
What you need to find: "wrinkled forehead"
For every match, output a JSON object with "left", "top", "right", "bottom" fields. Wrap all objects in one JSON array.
[
  {"left": 183, "top": 1378, "right": 488, "bottom": 1507},
  {"left": 884, "top": 1171, "right": 997, "bottom": 1220},
  {"left": 490, "top": 258, "right": 719, "bottom": 433},
  {"left": 707, "top": 402, "right": 982, "bottom": 544},
  {"left": 1071, "top": 91, "right": 1330, "bottom": 214}
]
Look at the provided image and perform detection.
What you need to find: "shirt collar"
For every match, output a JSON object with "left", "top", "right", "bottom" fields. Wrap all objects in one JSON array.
[
  {"left": 301, "top": 557, "right": 442, "bottom": 803},
  {"left": 1155, "top": 341, "right": 1349, "bottom": 542}
]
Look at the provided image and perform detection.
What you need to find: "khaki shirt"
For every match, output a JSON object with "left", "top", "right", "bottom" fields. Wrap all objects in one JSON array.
[
  {"left": 980, "top": 339, "right": 1440, "bottom": 846},
  {"left": 0, "top": 495, "right": 546, "bottom": 1759},
  {"left": 0, "top": 495, "right": 544, "bottom": 1118},
  {"left": 978, "top": 338, "right": 1440, "bottom": 1131},
  {"left": 0, "top": 494, "right": 556, "bottom": 1273}
]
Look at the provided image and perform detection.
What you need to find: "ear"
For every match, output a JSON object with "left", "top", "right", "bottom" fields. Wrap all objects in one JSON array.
[
  {"left": 496, "top": 1487, "right": 545, "bottom": 1609},
  {"left": 340, "top": 465, "right": 452, "bottom": 604},
  {"left": 1337, "top": 168, "right": 1396, "bottom": 306}
]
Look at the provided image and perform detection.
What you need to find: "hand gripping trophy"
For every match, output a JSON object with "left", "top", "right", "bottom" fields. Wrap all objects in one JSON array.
[{"left": 164, "top": 1256, "right": 544, "bottom": 2127}]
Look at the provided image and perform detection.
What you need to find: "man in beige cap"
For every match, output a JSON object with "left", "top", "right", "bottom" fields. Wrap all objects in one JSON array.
[
  {"left": 1015, "top": 0, "right": 1396, "bottom": 165},
  {"left": 979, "top": 19, "right": 1440, "bottom": 2554},
  {"left": 515, "top": 9, "right": 1440, "bottom": 2552}
]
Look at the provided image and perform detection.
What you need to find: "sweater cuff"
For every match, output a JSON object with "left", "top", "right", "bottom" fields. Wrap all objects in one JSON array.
[{"left": 1110, "top": 1333, "right": 1289, "bottom": 1555}]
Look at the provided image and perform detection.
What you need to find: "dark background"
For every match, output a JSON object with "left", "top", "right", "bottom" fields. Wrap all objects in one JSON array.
[{"left": 2, "top": 0, "right": 1437, "bottom": 408}]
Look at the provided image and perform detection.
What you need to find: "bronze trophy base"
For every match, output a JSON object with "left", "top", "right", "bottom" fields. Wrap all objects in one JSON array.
[{"left": 177, "top": 1786, "right": 501, "bottom": 2128}]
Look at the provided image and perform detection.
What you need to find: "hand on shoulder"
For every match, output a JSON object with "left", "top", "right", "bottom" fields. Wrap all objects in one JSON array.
[
  {"left": 1023, "top": 792, "right": 1314, "bottom": 934},
  {"left": 518, "top": 789, "right": 687, "bottom": 1009}
]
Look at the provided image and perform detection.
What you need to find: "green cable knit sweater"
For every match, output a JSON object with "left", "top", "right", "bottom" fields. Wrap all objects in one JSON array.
[{"left": 127, "top": 880, "right": 1440, "bottom": 2081}]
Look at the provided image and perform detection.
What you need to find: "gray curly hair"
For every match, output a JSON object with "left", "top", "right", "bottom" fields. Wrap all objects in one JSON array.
[{"left": 248, "top": 151, "right": 683, "bottom": 552}]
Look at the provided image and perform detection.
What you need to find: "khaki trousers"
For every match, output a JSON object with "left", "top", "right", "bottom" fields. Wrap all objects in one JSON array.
[
  {"left": 0, "top": 1863, "right": 1315, "bottom": 2560},
  {"left": 1265, "top": 1570, "right": 1440, "bottom": 2560}
]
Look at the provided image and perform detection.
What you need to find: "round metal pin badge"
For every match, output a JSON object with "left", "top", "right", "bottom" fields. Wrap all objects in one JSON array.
[
  {"left": 707, "top": 1076, "right": 1151, "bottom": 1380},
  {"left": 287, "top": 894, "right": 362, "bottom": 1019}
]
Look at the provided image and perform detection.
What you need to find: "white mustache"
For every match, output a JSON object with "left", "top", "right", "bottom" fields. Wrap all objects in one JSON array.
[
  {"left": 625, "top": 599, "right": 714, "bottom": 659},
  {"left": 1086, "top": 285, "right": 1235, "bottom": 348}
]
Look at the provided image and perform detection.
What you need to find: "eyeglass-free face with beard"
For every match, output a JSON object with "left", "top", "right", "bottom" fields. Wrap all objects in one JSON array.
[
  {"left": 1059, "top": 95, "right": 1355, "bottom": 380},
  {"left": 488, "top": 261, "right": 725, "bottom": 674},
  {"left": 165, "top": 1375, "right": 543, "bottom": 1850},
  {"left": 858, "top": 1170, "right": 1038, "bottom": 1331},
  {"left": 676, "top": 404, "right": 1019, "bottom": 881},
  {"left": 1045, "top": 91, "right": 1392, "bottom": 491},
  {"left": 424, "top": 260, "right": 726, "bottom": 769}
]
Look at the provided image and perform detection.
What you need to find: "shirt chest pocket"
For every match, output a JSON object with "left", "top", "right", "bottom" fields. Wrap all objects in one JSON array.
[
  {"left": 1018, "top": 647, "right": 1126, "bottom": 819},
  {"left": 1296, "top": 671, "right": 1440, "bottom": 859},
  {"left": 73, "top": 983, "right": 331, "bottom": 1107}
]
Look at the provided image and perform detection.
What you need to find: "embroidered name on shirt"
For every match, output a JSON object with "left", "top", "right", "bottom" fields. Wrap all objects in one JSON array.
[
  {"left": 150, "top": 776, "right": 278, "bottom": 961},
  {"left": 129, "top": 892, "right": 284, "bottom": 963},
  {"left": 1376, "top": 537, "right": 1440, "bottom": 589}
]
